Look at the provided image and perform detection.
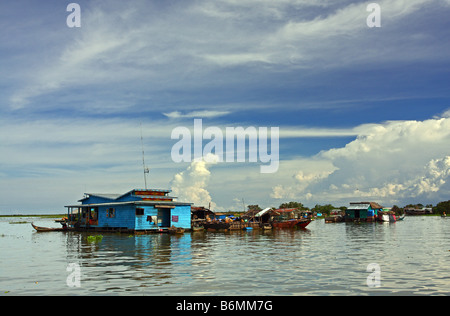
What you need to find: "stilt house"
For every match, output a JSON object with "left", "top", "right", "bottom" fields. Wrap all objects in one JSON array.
[
  {"left": 345, "top": 202, "right": 383, "bottom": 222},
  {"left": 65, "top": 189, "right": 192, "bottom": 232}
]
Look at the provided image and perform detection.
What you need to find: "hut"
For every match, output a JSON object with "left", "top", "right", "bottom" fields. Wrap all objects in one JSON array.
[
  {"left": 191, "top": 206, "right": 215, "bottom": 221},
  {"left": 65, "top": 189, "right": 192, "bottom": 232},
  {"left": 345, "top": 202, "right": 383, "bottom": 222},
  {"left": 242, "top": 207, "right": 281, "bottom": 228}
]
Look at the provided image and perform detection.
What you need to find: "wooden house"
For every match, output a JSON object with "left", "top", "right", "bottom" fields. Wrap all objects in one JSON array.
[
  {"left": 345, "top": 202, "right": 383, "bottom": 222},
  {"left": 65, "top": 189, "right": 192, "bottom": 232}
]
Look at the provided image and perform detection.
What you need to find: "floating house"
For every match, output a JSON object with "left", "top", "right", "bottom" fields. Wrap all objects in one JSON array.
[
  {"left": 65, "top": 189, "right": 192, "bottom": 232},
  {"left": 345, "top": 202, "right": 383, "bottom": 222},
  {"left": 404, "top": 207, "right": 433, "bottom": 215}
]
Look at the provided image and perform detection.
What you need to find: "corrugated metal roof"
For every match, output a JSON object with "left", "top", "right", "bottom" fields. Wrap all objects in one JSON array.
[
  {"left": 348, "top": 203, "right": 370, "bottom": 210},
  {"left": 65, "top": 200, "right": 192, "bottom": 208},
  {"left": 255, "top": 207, "right": 272, "bottom": 217},
  {"left": 348, "top": 202, "right": 383, "bottom": 210},
  {"left": 272, "top": 208, "right": 298, "bottom": 213},
  {"left": 78, "top": 193, "right": 121, "bottom": 202}
]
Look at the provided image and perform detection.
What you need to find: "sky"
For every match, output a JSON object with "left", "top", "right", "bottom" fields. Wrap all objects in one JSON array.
[{"left": 1, "top": 0, "right": 450, "bottom": 213}]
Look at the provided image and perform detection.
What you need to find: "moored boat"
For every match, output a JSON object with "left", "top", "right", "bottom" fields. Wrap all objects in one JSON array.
[
  {"left": 31, "top": 223, "right": 71, "bottom": 232},
  {"left": 272, "top": 219, "right": 311, "bottom": 229},
  {"left": 202, "top": 221, "right": 231, "bottom": 231},
  {"left": 168, "top": 226, "right": 185, "bottom": 234}
]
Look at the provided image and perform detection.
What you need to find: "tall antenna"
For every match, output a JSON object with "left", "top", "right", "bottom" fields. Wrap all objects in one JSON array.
[{"left": 140, "top": 123, "right": 149, "bottom": 189}]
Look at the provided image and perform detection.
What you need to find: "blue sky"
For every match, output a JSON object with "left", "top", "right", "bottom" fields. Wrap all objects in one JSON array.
[{"left": 1, "top": 0, "right": 450, "bottom": 213}]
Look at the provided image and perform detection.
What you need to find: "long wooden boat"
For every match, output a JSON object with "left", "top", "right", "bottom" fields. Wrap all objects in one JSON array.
[
  {"left": 272, "top": 219, "right": 311, "bottom": 229},
  {"left": 202, "top": 221, "right": 231, "bottom": 231},
  {"left": 31, "top": 223, "right": 71, "bottom": 232},
  {"left": 168, "top": 226, "right": 185, "bottom": 234}
]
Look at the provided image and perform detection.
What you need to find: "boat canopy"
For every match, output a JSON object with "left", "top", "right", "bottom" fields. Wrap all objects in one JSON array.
[{"left": 255, "top": 207, "right": 272, "bottom": 217}]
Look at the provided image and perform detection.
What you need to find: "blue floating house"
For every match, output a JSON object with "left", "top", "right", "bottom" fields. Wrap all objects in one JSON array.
[{"left": 65, "top": 189, "right": 192, "bottom": 232}]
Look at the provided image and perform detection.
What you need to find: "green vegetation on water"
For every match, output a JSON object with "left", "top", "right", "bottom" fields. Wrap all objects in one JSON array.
[{"left": 87, "top": 235, "right": 103, "bottom": 243}]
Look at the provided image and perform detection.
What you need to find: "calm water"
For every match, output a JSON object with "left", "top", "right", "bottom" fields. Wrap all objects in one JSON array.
[{"left": 0, "top": 216, "right": 448, "bottom": 296}]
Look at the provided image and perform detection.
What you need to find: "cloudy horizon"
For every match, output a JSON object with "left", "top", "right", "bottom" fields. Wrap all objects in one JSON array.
[{"left": 1, "top": 0, "right": 450, "bottom": 213}]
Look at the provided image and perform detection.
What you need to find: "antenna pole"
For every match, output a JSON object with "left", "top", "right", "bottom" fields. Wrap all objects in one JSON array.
[{"left": 140, "top": 123, "right": 149, "bottom": 190}]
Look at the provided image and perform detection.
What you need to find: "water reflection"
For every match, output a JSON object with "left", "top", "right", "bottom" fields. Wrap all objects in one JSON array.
[{"left": 1, "top": 217, "right": 448, "bottom": 295}]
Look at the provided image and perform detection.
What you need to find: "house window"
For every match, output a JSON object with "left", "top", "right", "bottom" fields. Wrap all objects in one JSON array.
[
  {"left": 136, "top": 208, "right": 144, "bottom": 216},
  {"left": 107, "top": 208, "right": 115, "bottom": 218}
]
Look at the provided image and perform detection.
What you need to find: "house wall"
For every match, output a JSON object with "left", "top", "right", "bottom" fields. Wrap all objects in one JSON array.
[
  {"left": 345, "top": 209, "right": 368, "bottom": 219},
  {"left": 135, "top": 206, "right": 159, "bottom": 230},
  {"left": 98, "top": 205, "right": 136, "bottom": 229},
  {"left": 134, "top": 205, "right": 192, "bottom": 230},
  {"left": 170, "top": 205, "right": 191, "bottom": 229},
  {"left": 75, "top": 202, "right": 192, "bottom": 231}
]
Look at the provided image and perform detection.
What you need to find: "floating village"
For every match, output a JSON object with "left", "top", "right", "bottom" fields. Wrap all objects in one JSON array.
[{"left": 31, "top": 187, "right": 448, "bottom": 234}]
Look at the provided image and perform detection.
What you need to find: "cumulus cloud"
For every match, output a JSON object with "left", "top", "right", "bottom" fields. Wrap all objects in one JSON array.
[
  {"left": 272, "top": 117, "right": 450, "bottom": 206},
  {"left": 170, "top": 153, "right": 219, "bottom": 209}
]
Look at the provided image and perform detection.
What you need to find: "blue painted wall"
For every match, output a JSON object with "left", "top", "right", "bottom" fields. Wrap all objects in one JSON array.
[
  {"left": 92, "top": 204, "right": 192, "bottom": 230},
  {"left": 135, "top": 206, "right": 159, "bottom": 230},
  {"left": 98, "top": 204, "right": 136, "bottom": 229},
  {"left": 170, "top": 205, "right": 191, "bottom": 229}
]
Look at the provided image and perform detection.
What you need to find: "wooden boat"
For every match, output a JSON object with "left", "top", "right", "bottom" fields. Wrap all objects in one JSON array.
[
  {"left": 397, "top": 214, "right": 406, "bottom": 221},
  {"left": 261, "top": 223, "right": 272, "bottom": 230},
  {"left": 325, "top": 215, "right": 344, "bottom": 223},
  {"left": 31, "top": 223, "right": 70, "bottom": 232},
  {"left": 272, "top": 219, "right": 311, "bottom": 229},
  {"left": 202, "top": 221, "right": 231, "bottom": 231},
  {"left": 404, "top": 208, "right": 432, "bottom": 215},
  {"left": 192, "top": 225, "right": 204, "bottom": 231},
  {"left": 168, "top": 226, "right": 185, "bottom": 234},
  {"left": 296, "top": 219, "right": 311, "bottom": 229}
]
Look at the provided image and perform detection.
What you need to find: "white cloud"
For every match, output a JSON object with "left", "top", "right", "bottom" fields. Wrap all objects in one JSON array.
[
  {"left": 8, "top": 0, "right": 449, "bottom": 108},
  {"left": 434, "top": 108, "right": 450, "bottom": 119},
  {"left": 271, "top": 117, "right": 450, "bottom": 206},
  {"left": 280, "top": 127, "right": 359, "bottom": 138},
  {"left": 170, "top": 153, "right": 219, "bottom": 209}
]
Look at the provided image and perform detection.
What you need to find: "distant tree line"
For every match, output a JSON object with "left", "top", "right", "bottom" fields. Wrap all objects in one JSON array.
[
  {"left": 247, "top": 200, "right": 450, "bottom": 216},
  {"left": 247, "top": 202, "right": 347, "bottom": 216},
  {"left": 392, "top": 200, "right": 450, "bottom": 215}
]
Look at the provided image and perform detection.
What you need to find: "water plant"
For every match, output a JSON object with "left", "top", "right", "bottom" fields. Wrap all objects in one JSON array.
[{"left": 87, "top": 235, "right": 103, "bottom": 243}]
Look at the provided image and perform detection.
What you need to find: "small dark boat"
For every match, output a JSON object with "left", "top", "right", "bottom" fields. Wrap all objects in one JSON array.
[
  {"left": 296, "top": 219, "right": 312, "bottom": 229},
  {"left": 272, "top": 219, "right": 311, "bottom": 229},
  {"left": 31, "top": 223, "right": 70, "bottom": 232},
  {"left": 168, "top": 226, "right": 185, "bottom": 234},
  {"left": 202, "top": 221, "right": 231, "bottom": 231}
]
